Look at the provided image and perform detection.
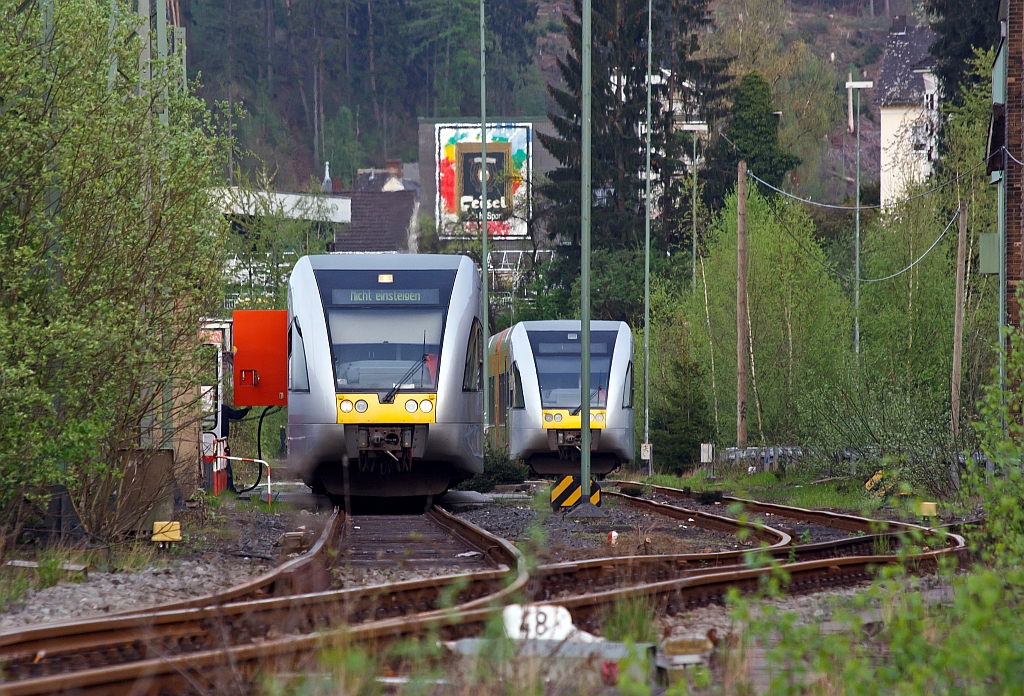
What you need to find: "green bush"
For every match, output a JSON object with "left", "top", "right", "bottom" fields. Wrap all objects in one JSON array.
[
  {"left": 456, "top": 442, "right": 529, "bottom": 494},
  {"left": 728, "top": 309, "right": 1024, "bottom": 694}
]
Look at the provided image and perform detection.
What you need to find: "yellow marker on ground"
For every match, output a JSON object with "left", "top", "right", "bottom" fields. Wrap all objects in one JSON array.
[{"left": 152, "top": 521, "right": 182, "bottom": 543}]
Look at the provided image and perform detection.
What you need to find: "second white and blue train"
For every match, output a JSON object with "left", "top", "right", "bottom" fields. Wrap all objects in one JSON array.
[{"left": 487, "top": 320, "right": 635, "bottom": 476}]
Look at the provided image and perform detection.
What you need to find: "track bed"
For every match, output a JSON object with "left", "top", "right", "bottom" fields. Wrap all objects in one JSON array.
[
  {"left": 643, "top": 491, "right": 865, "bottom": 544},
  {"left": 458, "top": 497, "right": 759, "bottom": 562},
  {"left": 332, "top": 514, "right": 496, "bottom": 585}
]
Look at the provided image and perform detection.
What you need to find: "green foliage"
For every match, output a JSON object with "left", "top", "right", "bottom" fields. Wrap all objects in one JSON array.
[
  {"left": 925, "top": 0, "right": 1001, "bottom": 103},
  {"left": 223, "top": 169, "right": 332, "bottom": 310},
  {"left": 539, "top": 0, "right": 721, "bottom": 257},
  {"left": 798, "top": 51, "right": 997, "bottom": 491},
  {"left": 603, "top": 597, "right": 659, "bottom": 643},
  {"left": 704, "top": 72, "right": 801, "bottom": 207},
  {"left": 728, "top": 73, "right": 801, "bottom": 187},
  {"left": 34, "top": 548, "right": 78, "bottom": 590},
  {"left": 0, "top": 569, "right": 31, "bottom": 613},
  {"left": 701, "top": 0, "right": 839, "bottom": 204},
  {"left": 720, "top": 290, "right": 1024, "bottom": 694},
  {"left": 970, "top": 302, "right": 1024, "bottom": 566},
  {"left": 187, "top": 0, "right": 541, "bottom": 186},
  {"left": 0, "top": 0, "right": 226, "bottom": 545},
  {"left": 685, "top": 187, "right": 850, "bottom": 445},
  {"left": 456, "top": 442, "right": 529, "bottom": 493}
]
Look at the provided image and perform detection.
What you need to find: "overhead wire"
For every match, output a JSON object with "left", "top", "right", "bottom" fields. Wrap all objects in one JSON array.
[
  {"left": 1003, "top": 145, "right": 1024, "bottom": 168},
  {"left": 717, "top": 122, "right": 990, "bottom": 210},
  {"left": 762, "top": 199, "right": 961, "bottom": 283},
  {"left": 747, "top": 160, "right": 987, "bottom": 210}
]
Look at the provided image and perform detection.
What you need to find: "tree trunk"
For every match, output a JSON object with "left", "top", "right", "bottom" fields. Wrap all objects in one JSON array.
[
  {"left": 367, "top": 0, "right": 379, "bottom": 125},
  {"left": 313, "top": 58, "right": 319, "bottom": 164},
  {"left": 285, "top": 0, "right": 310, "bottom": 129},
  {"left": 318, "top": 44, "right": 326, "bottom": 164},
  {"left": 227, "top": 0, "right": 234, "bottom": 184},
  {"left": 737, "top": 161, "right": 747, "bottom": 449},
  {"left": 952, "top": 201, "right": 967, "bottom": 438},
  {"left": 265, "top": 0, "right": 273, "bottom": 91}
]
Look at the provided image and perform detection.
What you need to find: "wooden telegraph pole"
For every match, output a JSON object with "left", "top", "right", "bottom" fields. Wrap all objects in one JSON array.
[
  {"left": 951, "top": 201, "right": 967, "bottom": 438},
  {"left": 737, "top": 161, "right": 748, "bottom": 449}
]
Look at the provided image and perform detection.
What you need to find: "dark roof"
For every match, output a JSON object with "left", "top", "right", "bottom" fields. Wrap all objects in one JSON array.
[
  {"left": 330, "top": 190, "right": 417, "bottom": 252},
  {"left": 351, "top": 170, "right": 421, "bottom": 196},
  {"left": 876, "top": 22, "right": 937, "bottom": 107}
]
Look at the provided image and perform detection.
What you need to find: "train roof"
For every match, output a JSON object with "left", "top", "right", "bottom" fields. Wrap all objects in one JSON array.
[
  {"left": 306, "top": 254, "right": 467, "bottom": 271},
  {"left": 518, "top": 320, "right": 629, "bottom": 332}
]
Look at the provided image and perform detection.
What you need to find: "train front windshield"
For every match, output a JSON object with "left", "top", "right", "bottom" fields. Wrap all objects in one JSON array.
[
  {"left": 526, "top": 330, "right": 619, "bottom": 409},
  {"left": 315, "top": 269, "right": 457, "bottom": 392}
]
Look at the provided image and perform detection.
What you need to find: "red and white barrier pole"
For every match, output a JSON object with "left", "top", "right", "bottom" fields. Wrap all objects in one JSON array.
[{"left": 215, "top": 455, "right": 271, "bottom": 501}]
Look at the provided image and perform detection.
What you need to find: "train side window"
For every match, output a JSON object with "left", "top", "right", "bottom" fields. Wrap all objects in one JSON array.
[
  {"left": 463, "top": 318, "right": 483, "bottom": 391},
  {"left": 488, "top": 376, "right": 496, "bottom": 424},
  {"left": 623, "top": 361, "right": 634, "bottom": 408},
  {"left": 512, "top": 363, "right": 525, "bottom": 409},
  {"left": 289, "top": 319, "right": 310, "bottom": 392}
]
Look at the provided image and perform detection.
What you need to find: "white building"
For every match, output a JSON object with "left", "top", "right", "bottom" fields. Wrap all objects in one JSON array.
[{"left": 876, "top": 18, "right": 940, "bottom": 205}]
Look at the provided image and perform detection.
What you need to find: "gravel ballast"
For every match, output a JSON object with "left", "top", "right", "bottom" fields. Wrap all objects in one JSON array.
[
  {"left": 456, "top": 497, "right": 756, "bottom": 562},
  {"left": 0, "top": 495, "right": 329, "bottom": 631},
  {"left": 0, "top": 556, "right": 271, "bottom": 630}
]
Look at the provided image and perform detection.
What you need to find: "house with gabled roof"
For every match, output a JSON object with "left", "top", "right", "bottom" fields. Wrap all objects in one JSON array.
[{"left": 876, "top": 17, "right": 940, "bottom": 204}]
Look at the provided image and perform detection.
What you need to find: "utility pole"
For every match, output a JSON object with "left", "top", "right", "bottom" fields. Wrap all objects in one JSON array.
[
  {"left": 736, "top": 162, "right": 748, "bottom": 450},
  {"left": 682, "top": 123, "right": 708, "bottom": 294},
  {"left": 847, "top": 78, "right": 872, "bottom": 358},
  {"left": 642, "top": 0, "right": 652, "bottom": 477},
  {"left": 951, "top": 201, "right": 967, "bottom": 439},
  {"left": 570, "top": 0, "right": 603, "bottom": 517},
  {"left": 691, "top": 135, "right": 697, "bottom": 294},
  {"left": 580, "top": 0, "right": 592, "bottom": 501},
  {"left": 479, "top": 0, "right": 489, "bottom": 436}
]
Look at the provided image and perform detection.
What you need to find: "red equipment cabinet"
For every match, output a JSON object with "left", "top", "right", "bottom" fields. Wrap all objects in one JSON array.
[{"left": 232, "top": 310, "right": 288, "bottom": 407}]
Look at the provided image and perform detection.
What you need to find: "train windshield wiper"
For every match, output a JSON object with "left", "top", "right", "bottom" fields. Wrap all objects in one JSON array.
[
  {"left": 381, "top": 355, "right": 428, "bottom": 404},
  {"left": 570, "top": 388, "right": 599, "bottom": 416},
  {"left": 569, "top": 378, "right": 606, "bottom": 415}
]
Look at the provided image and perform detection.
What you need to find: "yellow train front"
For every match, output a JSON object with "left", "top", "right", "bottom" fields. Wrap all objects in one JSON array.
[{"left": 487, "top": 320, "right": 635, "bottom": 475}]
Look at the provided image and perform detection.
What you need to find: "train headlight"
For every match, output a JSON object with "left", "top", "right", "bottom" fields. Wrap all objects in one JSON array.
[
  {"left": 405, "top": 399, "right": 418, "bottom": 413},
  {"left": 420, "top": 400, "right": 433, "bottom": 413},
  {"left": 595, "top": 413, "right": 604, "bottom": 422},
  {"left": 554, "top": 413, "right": 563, "bottom": 423},
  {"left": 544, "top": 413, "right": 553, "bottom": 423},
  {"left": 340, "top": 400, "right": 354, "bottom": 413},
  {"left": 355, "top": 400, "right": 368, "bottom": 413}
]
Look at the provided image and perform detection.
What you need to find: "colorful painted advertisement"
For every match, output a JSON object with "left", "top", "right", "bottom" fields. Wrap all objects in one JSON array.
[{"left": 435, "top": 123, "right": 532, "bottom": 239}]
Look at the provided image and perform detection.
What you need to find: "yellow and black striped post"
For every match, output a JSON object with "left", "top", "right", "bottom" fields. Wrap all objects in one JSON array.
[{"left": 550, "top": 476, "right": 601, "bottom": 510}]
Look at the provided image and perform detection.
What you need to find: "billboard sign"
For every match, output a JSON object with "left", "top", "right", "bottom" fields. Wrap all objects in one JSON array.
[{"left": 435, "top": 123, "right": 532, "bottom": 239}]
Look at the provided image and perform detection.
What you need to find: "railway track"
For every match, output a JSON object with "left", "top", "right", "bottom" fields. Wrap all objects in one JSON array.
[
  {"left": 0, "top": 507, "right": 524, "bottom": 695},
  {"left": 0, "top": 485, "right": 968, "bottom": 695}
]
